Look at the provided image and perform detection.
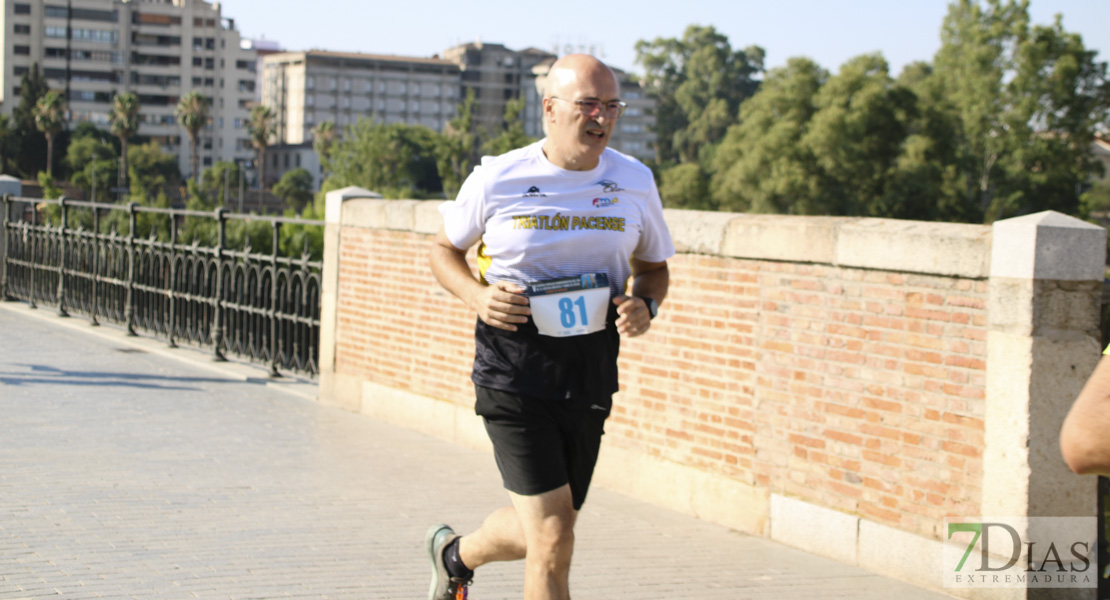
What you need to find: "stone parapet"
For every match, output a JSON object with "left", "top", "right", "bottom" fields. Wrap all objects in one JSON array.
[{"left": 317, "top": 187, "right": 1106, "bottom": 599}]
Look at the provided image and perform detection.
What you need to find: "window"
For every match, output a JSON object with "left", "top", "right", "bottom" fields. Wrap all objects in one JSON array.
[
  {"left": 342, "top": 78, "right": 350, "bottom": 92},
  {"left": 14, "top": 3, "right": 30, "bottom": 15},
  {"left": 306, "top": 77, "right": 314, "bottom": 90},
  {"left": 133, "top": 13, "right": 181, "bottom": 26},
  {"left": 13, "top": 46, "right": 29, "bottom": 56},
  {"left": 45, "top": 25, "right": 66, "bottom": 38},
  {"left": 193, "top": 57, "right": 203, "bottom": 67},
  {"left": 45, "top": 5, "right": 67, "bottom": 18},
  {"left": 13, "top": 24, "right": 30, "bottom": 35}
]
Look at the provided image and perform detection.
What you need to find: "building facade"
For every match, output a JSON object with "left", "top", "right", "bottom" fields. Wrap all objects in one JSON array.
[
  {"left": 261, "top": 42, "right": 657, "bottom": 190},
  {"left": 0, "top": 0, "right": 258, "bottom": 180},
  {"left": 262, "top": 50, "right": 461, "bottom": 148}
]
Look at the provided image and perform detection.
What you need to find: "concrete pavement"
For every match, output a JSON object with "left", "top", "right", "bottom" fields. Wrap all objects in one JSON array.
[{"left": 0, "top": 302, "right": 954, "bottom": 599}]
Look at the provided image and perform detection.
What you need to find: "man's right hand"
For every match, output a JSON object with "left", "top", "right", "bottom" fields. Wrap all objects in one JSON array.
[{"left": 471, "top": 281, "right": 531, "bottom": 332}]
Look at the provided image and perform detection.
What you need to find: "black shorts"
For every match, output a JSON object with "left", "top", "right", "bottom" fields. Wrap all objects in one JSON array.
[{"left": 474, "top": 385, "right": 611, "bottom": 510}]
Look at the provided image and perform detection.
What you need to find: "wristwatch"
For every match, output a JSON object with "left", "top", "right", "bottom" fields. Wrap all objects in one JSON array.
[{"left": 642, "top": 297, "right": 659, "bottom": 320}]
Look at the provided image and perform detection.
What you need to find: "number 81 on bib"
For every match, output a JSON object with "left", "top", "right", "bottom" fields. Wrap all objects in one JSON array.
[{"left": 531, "top": 287, "right": 609, "bottom": 337}]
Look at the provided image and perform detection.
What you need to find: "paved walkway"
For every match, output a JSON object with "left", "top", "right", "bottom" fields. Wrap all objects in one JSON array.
[{"left": 0, "top": 302, "right": 954, "bottom": 600}]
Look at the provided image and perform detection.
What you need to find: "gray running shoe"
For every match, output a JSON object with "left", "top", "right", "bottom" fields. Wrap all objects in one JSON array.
[{"left": 426, "top": 523, "right": 470, "bottom": 600}]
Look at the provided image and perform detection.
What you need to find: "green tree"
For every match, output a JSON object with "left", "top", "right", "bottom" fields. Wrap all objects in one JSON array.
[
  {"left": 33, "top": 91, "right": 67, "bottom": 177},
  {"left": 14, "top": 64, "right": 50, "bottom": 178},
  {"left": 482, "top": 97, "right": 533, "bottom": 156},
  {"left": 635, "top": 25, "right": 764, "bottom": 166},
  {"left": 272, "top": 167, "right": 314, "bottom": 212},
  {"left": 0, "top": 114, "right": 13, "bottom": 175},
  {"left": 247, "top": 105, "right": 277, "bottom": 204},
  {"left": 801, "top": 54, "right": 917, "bottom": 216},
  {"left": 660, "top": 163, "right": 712, "bottom": 210},
  {"left": 108, "top": 92, "right": 140, "bottom": 192},
  {"left": 325, "top": 118, "right": 441, "bottom": 198},
  {"left": 175, "top": 91, "right": 209, "bottom": 184},
  {"left": 65, "top": 136, "right": 117, "bottom": 202},
  {"left": 710, "top": 57, "right": 828, "bottom": 213},
  {"left": 312, "top": 120, "right": 337, "bottom": 176},
  {"left": 933, "top": 0, "right": 1110, "bottom": 221},
  {"left": 435, "top": 88, "right": 478, "bottom": 198}
]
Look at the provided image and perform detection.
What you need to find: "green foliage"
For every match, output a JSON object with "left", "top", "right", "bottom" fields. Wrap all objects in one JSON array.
[
  {"left": 175, "top": 91, "right": 210, "bottom": 183},
  {"left": 687, "top": 1, "right": 1110, "bottom": 223},
  {"left": 324, "top": 117, "right": 442, "bottom": 198},
  {"left": 482, "top": 97, "right": 534, "bottom": 157},
  {"left": 126, "top": 141, "right": 180, "bottom": 204},
  {"left": 65, "top": 136, "right": 117, "bottom": 202},
  {"left": 635, "top": 25, "right": 764, "bottom": 166},
  {"left": 0, "top": 114, "right": 14, "bottom": 175},
  {"left": 33, "top": 90, "right": 66, "bottom": 176},
  {"left": 248, "top": 105, "right": 277, "bottom": 191},
  {"left": 710, "top": 57, "right": 827, "bottom": 214},
  {"left": 37, "top": 171, "right": 62, "bottom": 200},
  {"left": 930, "top": 0, "right": 1110, "bottom": 221},
  {"left": 13, "top": 64, "right": 49, "bottom": 178},
  {"left": 272, "top": 167, "right": 314, "bottom": 212},
  {"left": 436, "top": 89, "right": 478, "bottom": 198},
  {"left": 1080, "top": 179, "right": 1110, "bottom": 217},
  {"left": 312, "top": 120, "right": 337, "bottom": 167},
  {"left": 108, "top": 92, "right": 141, "bottom": 190},
  {"left": 660, "top": 163, "right": 712, "bottom": 210}
]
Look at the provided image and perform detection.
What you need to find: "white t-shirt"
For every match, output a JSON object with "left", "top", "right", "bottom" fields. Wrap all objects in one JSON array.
[{"left": 440, "top": 140, "right": 675, "bottom": 298}]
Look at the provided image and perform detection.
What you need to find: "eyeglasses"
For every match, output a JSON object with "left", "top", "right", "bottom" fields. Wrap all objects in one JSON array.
[{"left": 548, "top": 96, "right": 627, "bottom": 118}]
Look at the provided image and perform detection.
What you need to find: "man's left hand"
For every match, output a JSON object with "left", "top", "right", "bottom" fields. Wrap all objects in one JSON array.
[{"left": 613, "top": 295, "right": 651, "bottom": 338}]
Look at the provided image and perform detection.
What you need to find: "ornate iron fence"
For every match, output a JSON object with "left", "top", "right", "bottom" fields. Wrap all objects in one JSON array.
[{"left": 1, "top": 196, "right": 323, "bottom": 376}]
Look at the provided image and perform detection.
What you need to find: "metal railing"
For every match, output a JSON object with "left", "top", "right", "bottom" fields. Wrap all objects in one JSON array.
[{"left": 1, "top": 196, "right": 323, "bottom": 376}]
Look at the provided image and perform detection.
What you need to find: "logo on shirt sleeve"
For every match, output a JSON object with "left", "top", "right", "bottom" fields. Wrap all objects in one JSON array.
[
  {"left": 597, "top": 179, "right": 624, "bottom": 192},
  {"left": 523, "top": 186, "right": 547, "bottom": 198}
]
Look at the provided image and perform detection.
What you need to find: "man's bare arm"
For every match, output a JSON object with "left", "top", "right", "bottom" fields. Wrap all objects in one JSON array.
[
  {"left": 613, "top": 259, "right": 669, "bottom": 338},
  {"left": 1060, "top": 355, "right": 1110, "bottom": 475},
  {"left": 428, "top": 226, "right": 530, "bottom": 332}
]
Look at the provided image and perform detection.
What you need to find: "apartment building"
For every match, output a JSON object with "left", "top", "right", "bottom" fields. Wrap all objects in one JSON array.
[
  {"left": 0, "top": 0, "right": 258, "bottom": 180},
  {"left": 439, "top": 41, "right": 555, "bottom": 139},
  {"left": 262, "top": 50, "right": 462, "bottom": 147},
  {"left": 262, "top": 42, "right": 657, "bottom": 181}
]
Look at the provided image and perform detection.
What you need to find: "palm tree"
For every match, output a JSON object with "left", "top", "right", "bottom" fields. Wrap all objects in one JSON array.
[
  {"left": 175, "top": 91, "right": 209, "bottom": 184},
  {"left": 33, "top": 91, "right": 66, "bottom": 177},
  {"left": 312, "top": 120, "right": 336, "bottom": 178},
  {"left": 108, "top": 92, "right": 140, "bottom": 191},
  {"left": 247, "top": 105, "right": 276, "bottom": 205}
]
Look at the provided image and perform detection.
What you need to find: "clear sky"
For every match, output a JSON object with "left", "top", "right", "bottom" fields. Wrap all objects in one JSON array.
[{"left": 215, "top": 0, "right": 1108, "bottom": 78}]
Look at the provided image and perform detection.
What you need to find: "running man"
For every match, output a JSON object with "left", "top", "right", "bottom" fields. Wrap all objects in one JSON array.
[{"left": 427, "top": 54, "right": 675, "bottom": 600}]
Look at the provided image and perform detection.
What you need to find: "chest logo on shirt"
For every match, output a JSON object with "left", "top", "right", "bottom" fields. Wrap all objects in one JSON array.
[
  {"left": 523, "top": 186, "right": 547, "bottom": 198},
  {"left": 598, "top": 179, "right": 624, "bottom": 193},
  {"left": 592, "top": 197, "right": 619, "bottom": 208}
]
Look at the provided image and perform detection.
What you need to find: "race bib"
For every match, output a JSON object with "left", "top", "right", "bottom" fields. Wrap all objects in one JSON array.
[{"left": 524, "top": 273, "right": 610, "bottom": 338}]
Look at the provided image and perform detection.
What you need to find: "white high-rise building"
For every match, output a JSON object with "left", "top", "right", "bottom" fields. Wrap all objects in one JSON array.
[{"left": 0, "top": 0, "right": 258, "bottom": 180}]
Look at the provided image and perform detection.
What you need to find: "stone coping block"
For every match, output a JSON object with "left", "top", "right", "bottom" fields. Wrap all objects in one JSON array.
[
  {"left": 991, "top": 211, "right": 1107, "bottom": 281},
  {"left": 333, "top": 198, "right": 999, "bottom": 279},
  {"left": 324, "top": 186, "right": 382, "bottom": 224}
]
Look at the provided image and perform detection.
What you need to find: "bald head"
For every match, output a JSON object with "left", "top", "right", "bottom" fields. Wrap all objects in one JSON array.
[
  {"left": 545, "top": 54, "right": 618, "bottom": 100},
  {"left": 541, "top": 54, "right": 621, "bottom": 171}
]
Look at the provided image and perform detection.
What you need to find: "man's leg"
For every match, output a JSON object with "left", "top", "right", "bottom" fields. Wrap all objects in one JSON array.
[{"left": 455, "top": 485, "right": 577, "bottom": 600}]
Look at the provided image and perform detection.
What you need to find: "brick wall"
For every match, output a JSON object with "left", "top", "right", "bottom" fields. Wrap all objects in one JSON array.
[
  {"left": 325, "top": 202, "right": 996, "bottom": 539},
  {"left": 612, "top": 255, "right": 988, "bottom": 538}
]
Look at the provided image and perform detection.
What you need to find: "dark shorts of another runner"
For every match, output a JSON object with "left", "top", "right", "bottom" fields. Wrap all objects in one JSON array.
[{"left": 474, "top": 384, "right": 611, "bottom": 511}]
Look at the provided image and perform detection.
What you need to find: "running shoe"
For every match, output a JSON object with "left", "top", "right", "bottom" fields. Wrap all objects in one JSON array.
[{"left": 426, "top": 523, "right": 471, "bottom": 600}]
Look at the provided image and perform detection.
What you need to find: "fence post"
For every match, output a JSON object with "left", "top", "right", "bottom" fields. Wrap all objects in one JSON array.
[
  {"left": 89, "top": 204, "right": 100, "bottom": 326},
  {"left": 1, "top": 195, "right": 9, "bottom": 301},
  {"left": 56, "top": 197, "right": 69, "bottom": 317},
  {"left": 269, "top": 220, "right": 281, "bottom": 377},
  {"left": 28, "top": 200, "right": 37, "bottom": 309},
  {"left": 212, "top": 207, "right": 227, "bottom": 362},
  {"left": 167, "top": 209, "right": 177, "bottom": 347},
  {"left": 124, "top": 202, "right": 138, "bottom": 336}
]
